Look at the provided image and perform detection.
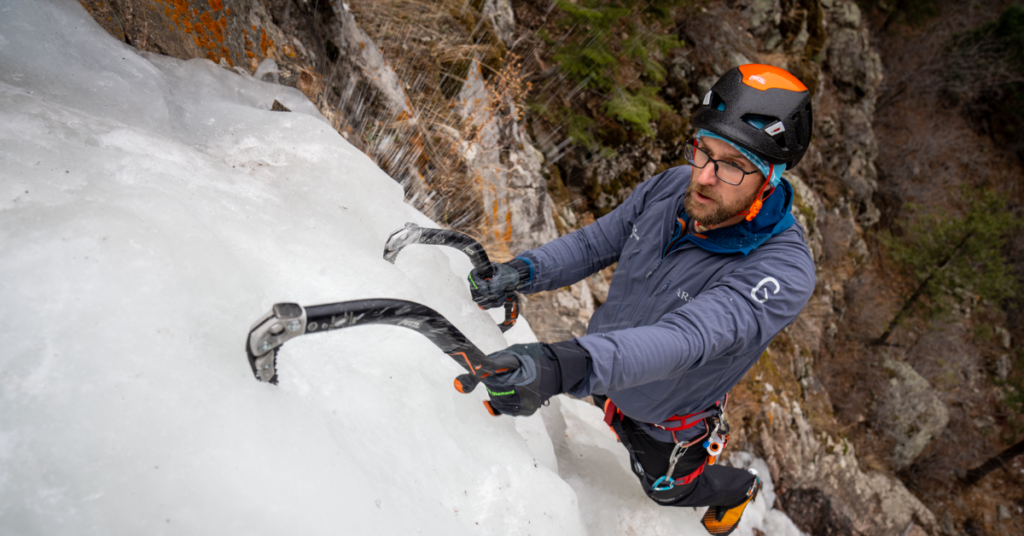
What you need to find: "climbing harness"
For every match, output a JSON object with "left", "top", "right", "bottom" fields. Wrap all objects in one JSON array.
[{"left": 603, "top": 396, "right": 731, "bottom": 494}]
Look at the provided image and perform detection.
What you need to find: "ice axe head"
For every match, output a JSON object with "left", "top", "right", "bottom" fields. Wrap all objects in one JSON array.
[
  {"left": 246, "top": 303, "right": 307, "bottom": 384},
  {"left": 383, "top": 222, "right": 424, "bottom": 264}
]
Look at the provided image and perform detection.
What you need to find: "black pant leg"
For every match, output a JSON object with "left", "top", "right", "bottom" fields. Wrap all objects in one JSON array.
[
  {"left": 617, "top": 414, "right": 757, "bottom": 508},
  {"left": 663, "top": 464, "right": 758, "bottom": 508}
]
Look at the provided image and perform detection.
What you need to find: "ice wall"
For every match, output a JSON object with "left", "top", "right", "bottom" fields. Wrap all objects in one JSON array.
[{"left": 0, "top": 1, "right": 581, "bottom": 534}]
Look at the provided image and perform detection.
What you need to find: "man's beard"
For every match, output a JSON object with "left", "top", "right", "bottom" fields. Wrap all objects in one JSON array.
[{"left": 683, "top": 180, "right": 761, "bottom": 226}]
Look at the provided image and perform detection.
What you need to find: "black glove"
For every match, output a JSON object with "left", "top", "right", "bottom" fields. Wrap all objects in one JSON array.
[
  {"left": 481, "top": 341, "right": 591, "bottom": 417},
  {"left": 468, "top": 258, "right": 532, "bottom": 309}
]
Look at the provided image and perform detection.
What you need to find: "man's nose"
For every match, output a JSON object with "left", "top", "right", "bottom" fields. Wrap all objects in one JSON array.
[{"left": 696, "top": 162, "right": 719, "bottom": 186}]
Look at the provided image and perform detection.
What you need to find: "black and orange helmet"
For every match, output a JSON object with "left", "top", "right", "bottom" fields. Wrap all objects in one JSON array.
[{"left": 692, "top": 64, "right": 812, "bottom": 167}]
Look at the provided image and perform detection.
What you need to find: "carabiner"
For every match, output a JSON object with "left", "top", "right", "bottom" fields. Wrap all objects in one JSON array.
[{"left": 652, "top": 475, "right": 676, "bottom": 492}]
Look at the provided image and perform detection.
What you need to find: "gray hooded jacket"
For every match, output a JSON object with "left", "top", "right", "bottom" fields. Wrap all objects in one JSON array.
[{"left": 516, "top": 165, "right": 815, "bottom": 442}]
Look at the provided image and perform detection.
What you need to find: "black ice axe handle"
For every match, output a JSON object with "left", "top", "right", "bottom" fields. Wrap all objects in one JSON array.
[
  {"left": 245, "top": 299, "right": 520, "bottom": 401},
  {"left": 382, "top": 222, "right": 519, "bottom": 333}
]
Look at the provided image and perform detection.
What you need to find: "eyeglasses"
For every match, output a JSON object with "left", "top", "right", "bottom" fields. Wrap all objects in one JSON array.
[{"left": 684, "top": 141, "right": 761, "bottom": 186}]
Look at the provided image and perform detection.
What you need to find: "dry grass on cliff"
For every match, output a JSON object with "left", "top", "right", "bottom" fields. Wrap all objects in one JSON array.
[
  {"left": 348, "top": 0, "right": 505, "bottom": 121},
  {"left": 347, "top": 0, "right": 540, "bottom": 255}
]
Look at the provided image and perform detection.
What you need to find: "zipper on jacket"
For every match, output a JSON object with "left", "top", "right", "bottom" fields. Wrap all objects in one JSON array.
[
  {"left": 623, "top": 269, "right": 657, "bottom": 328},
  {"left": 607, "top": 243, "right": 644, "bottom": 324},
  {"left": 662, "top": 220, "right": 683, "bottom": 258},
  {"left": 645, "top": 259, "right": 663, "bottom": 279}
]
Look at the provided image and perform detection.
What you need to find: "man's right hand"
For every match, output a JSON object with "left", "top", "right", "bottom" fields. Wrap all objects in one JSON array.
[
  {"left": 468, "top": 262, "right": 521, "bottom": 309},
  {"left": 473, "top": 341, "right": 592, "bottom": 417}
]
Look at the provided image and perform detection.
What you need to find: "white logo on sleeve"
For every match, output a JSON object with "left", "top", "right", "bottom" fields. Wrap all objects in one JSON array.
[
  {"left": 750, "top": 277, "right": 781, "bottom": 303},
  {"left": 630, "top": 225, "right": 641, "bottom": 241}
]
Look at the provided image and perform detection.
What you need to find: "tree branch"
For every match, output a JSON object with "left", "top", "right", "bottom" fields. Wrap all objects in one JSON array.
[
  {"left": 961, "top": 438, "right": 1024, "bottom": 488},
  {"left": 875, "top": 229, "right": 973, "bottom": 345}
]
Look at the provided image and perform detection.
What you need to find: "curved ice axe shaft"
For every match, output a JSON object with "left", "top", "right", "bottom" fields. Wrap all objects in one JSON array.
[
  {"left": 383, "top": 223, "right": 519, "bottom": 333},
  {"left": 245, "top": 299, "right": 519, "bottom": 408}
]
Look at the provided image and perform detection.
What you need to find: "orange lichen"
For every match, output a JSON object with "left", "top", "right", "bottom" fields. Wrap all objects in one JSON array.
[
  {"left": 492, "top": 200, "right": 500, "bottom": 241},
  {"left": 259, "top": 28, "right": 275, "bottom": 57},
  {"left": 199, "top": 12, "right": 225, "bottom": 43},
  {"left": 129, "top": 0, "right": 246, "bottom": 66},
  {"left": 164, "top": 0, "right": 191, "bottom": 28}
]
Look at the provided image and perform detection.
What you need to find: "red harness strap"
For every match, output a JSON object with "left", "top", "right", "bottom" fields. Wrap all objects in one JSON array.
[
  {"left": 671, "top": 459, "right": 707, "bottom": 486},
  {"left": 602, "top": 398, "right": 620, "bottom": 427},
  {"left": 654, "top": 408, "right": 717, "bottom": 431},
  {"left": 652, "top": 396, "right": 727, "bottom": 443}
]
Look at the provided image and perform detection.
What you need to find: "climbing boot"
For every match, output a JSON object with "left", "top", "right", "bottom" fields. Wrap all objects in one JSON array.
[{"left": 700, "top": 473, "right": 762, "bottom": 535}]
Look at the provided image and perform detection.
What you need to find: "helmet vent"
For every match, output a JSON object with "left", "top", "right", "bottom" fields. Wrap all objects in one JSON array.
[
  {"left": 792, "top": 112, "right": 805, "bottom": 148},
  {"left": 705, "top": 91, "right": 727, "bottom": 111},
  {"left": 741, "top": 113, "right": 775, "bottom": 130}
]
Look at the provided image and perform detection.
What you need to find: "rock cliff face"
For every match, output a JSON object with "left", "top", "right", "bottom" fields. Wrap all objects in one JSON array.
[
  {"left": 758, "top": 396, "right": 937, "bottom": 534},
  {"left": 458, "top": 57, "right": 558, "bottom": 254},
  {"left": 77, "top": 1, "right": 992, "bottom": 534},
  {"left": 454, "top": 54, "right": 595, "bottom": 341}
]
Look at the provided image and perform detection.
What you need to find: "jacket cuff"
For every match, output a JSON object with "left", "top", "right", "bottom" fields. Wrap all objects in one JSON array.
[
  {"left": 546, "top": 339, "right": 592, "bottom": 393},
  {"left": 507, "top": 257, "right": 534, "bottom": 287}
]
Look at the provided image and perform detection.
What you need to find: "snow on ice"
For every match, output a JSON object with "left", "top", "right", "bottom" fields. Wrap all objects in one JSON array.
[{"left": 0, "top": 1, "right": 804, "bottom": 535}]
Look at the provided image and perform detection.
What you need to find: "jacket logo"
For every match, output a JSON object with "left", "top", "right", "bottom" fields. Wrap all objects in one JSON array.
[
  {"left": 677, "top": 289, "right": 694, "bottom": 302},
  {"left": 630, "top": 225, "right": 640, "bottom": 241},
  {"left": 751, "top": 277, "right": 781, "bottom": 303}
]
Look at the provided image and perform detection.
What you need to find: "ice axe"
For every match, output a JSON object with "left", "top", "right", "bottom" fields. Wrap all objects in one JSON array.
[
  {"left": 382, "top": 222, "right": 519, "bottom": 333},
  {"left": 245, "top": 299, "right": 517, "bottom": 415}
]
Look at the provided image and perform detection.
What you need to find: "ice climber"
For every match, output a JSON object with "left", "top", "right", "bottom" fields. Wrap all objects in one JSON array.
[{"left": 467, "top": 64, "right": 816, "bottom": 535}]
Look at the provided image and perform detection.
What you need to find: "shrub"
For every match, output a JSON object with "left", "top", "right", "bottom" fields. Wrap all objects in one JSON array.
[
  {"left": 878, "top": 187, "right": 1021, "bottom": 343},
  {"left": 543, "top": 0, "right": 686, "bottom": 140},
  {"left": 602, "top": 87, "right": 673, "bottom": 136}
]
